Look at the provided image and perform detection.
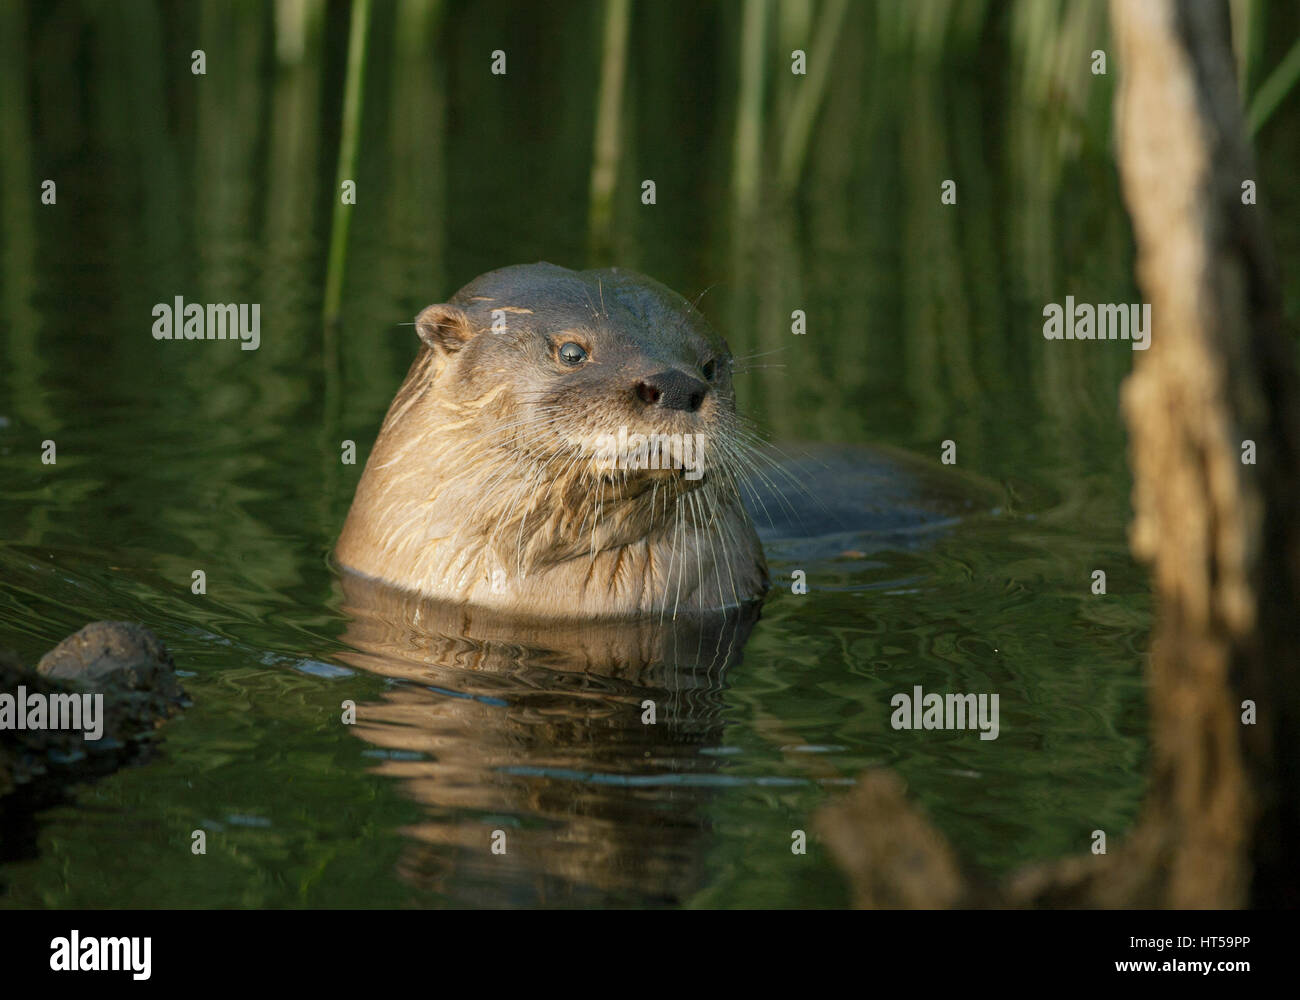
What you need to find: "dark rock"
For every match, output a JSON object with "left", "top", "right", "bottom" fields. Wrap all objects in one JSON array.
[
  {"left": 1, "top": 623, "right": 188, "bottom": 859},
  {"left": 37, "top": 621, "right": 184, "bottom": 702}
]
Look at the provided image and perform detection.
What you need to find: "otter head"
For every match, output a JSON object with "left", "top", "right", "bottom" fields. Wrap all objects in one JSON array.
[
  {"left": 415, "top": 263, "right": 744, "bottom": 530},
  {"left": 338, "top": 262, "right": 766, "bottom": 615}
]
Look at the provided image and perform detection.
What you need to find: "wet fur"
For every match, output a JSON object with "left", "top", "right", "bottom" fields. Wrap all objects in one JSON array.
[{"left": 336, "top": 263, "right": 769, "bottom": 618}]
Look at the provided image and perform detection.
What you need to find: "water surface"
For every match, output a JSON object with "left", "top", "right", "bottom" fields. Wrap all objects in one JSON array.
[{"left": 3, "top": 0, "right": 1296, "bottom": 907}]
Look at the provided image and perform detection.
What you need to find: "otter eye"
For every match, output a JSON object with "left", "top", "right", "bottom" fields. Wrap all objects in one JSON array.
[
  {"left": 702, "top": 359, "right": 717, "bottom": 381},
  {"left": 558, "top": 342, "right": 588, "bottom": 366}
]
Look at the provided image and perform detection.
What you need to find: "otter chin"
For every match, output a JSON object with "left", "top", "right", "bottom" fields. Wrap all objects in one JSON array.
[{"left": 335, "top": 262, "right": 769, "bottom": 618}]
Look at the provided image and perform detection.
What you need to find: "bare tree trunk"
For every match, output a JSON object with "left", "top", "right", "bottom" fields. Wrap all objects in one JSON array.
[
  {"left": 819, "top": 0, "right": 1300, "bottom": 907},
  {"left": 1106, "top": 0, "right": 1300, "bottom": 909}
]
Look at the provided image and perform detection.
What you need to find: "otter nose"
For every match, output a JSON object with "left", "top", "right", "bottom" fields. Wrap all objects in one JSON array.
[{"left": 635, "top": 370, "right": 708, "bottom": 412}]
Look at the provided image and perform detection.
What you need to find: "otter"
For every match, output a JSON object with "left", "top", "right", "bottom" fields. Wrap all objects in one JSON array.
[{"left": 335, "top": 262, "right": 768, "bottom": 618}]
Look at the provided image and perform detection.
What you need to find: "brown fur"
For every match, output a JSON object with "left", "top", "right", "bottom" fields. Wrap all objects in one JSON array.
[{"left": 336, "top": 263, "right": 768, "bottom": 618}]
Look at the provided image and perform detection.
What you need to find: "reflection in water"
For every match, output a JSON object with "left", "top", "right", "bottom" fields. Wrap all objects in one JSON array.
[{"left": 337, "top": 571, "right": 760, "bottom": 906}]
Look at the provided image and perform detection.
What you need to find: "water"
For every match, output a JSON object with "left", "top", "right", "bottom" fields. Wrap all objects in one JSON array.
[{"left": 2, "top": 1, "right": 1296, "bottom": 908}]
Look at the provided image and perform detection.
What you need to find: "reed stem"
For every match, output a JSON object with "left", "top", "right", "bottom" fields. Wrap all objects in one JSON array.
[
  {"left": 732, "top": 0, "right": 770, "bottom": 219},
  {"left": 588, "top": 0, "right": 632, "bottom": 261},
  {"left": 1248, "top": 32, "right": 1300, "bottom": 134},
  {"left": 323, "top": 0, "right": 371, "bottom": 323},
  {"left": 778, "top": 0, "right": 849, "bottom": 193}
]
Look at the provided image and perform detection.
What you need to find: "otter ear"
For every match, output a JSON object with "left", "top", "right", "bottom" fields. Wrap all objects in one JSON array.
[{"left": 415, "top": 304, "right": 474, "bottom": 353}]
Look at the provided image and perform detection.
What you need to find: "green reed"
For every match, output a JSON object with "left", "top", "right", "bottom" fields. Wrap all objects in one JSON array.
[{"left": 323, "top": 0, "right": 372, "bottom": 323}]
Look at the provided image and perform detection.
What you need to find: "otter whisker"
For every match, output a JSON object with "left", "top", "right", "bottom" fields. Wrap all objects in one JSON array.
[
  {"left": 723, "top": 432, "right": 821, "bottom": 524},
  {"left": 686, "top": 488, "right": 717, "bottom": 608},
  {"left": 712, "top": 437, "right": 781, "bottom": 528},
  {"left": 731, "top": 346, "right": 790, "bottom": 362},
  {"left": 705, "top": 478, "right": 742, "bottom": 611},
  {"left": 735, "top": 440, "right": 834, "bottom": 528}
]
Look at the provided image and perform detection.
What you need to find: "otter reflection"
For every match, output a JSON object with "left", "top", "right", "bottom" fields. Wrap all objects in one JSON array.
[{"left": 336, "top": 570, "right": 761, "bottom": 906}]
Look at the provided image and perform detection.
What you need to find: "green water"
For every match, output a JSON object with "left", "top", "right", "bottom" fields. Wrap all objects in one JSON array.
[{"left": 1, "top": 1, "right": 1297, "bottom": 908}]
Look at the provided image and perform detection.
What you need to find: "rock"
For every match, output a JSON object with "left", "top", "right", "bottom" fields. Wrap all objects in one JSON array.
[
  {"left": 37, "top": 621, "right": 185, "bottom": 703},
  {"left": 1, "top": 622, "right": 187, "bottom": 833}
]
